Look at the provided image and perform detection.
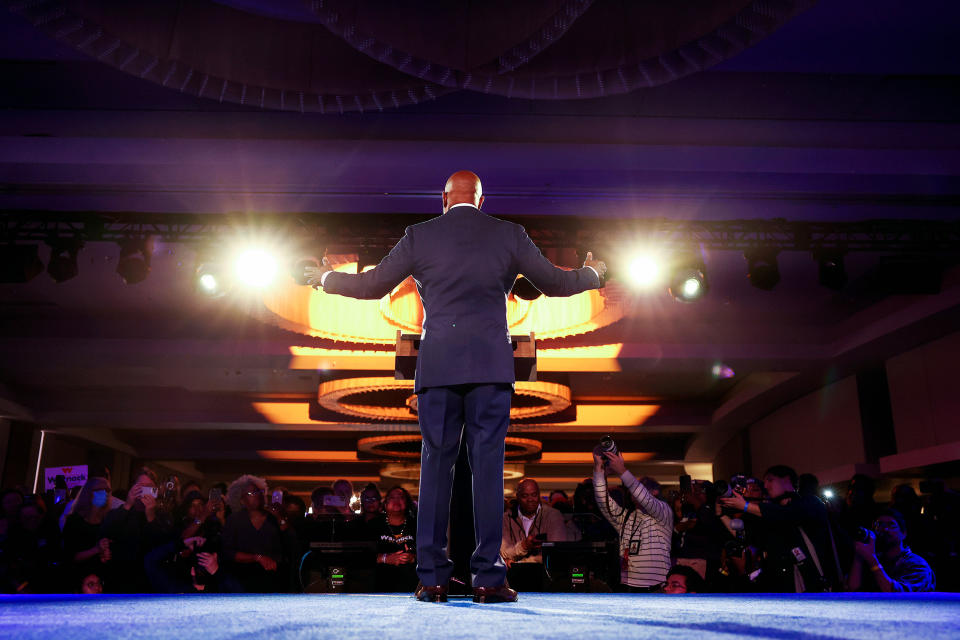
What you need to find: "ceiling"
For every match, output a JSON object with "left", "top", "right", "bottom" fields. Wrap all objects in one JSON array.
[{"left": 0, "top": 0, "right": 958, "bottom": 497}]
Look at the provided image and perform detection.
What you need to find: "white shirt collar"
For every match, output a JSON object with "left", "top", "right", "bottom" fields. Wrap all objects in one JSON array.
[{"left": 448, "top": 202, "right": 477, "bottom": 210}]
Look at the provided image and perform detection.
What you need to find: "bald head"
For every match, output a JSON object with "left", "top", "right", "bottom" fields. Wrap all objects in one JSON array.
[
  {"left": 442, "top": 170, "right": 484, "bottom": 212},
  {"left": 516, "top": 478, "right": 541, "bottom": 516}
]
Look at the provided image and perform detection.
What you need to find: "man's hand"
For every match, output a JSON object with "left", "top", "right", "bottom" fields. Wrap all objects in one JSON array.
[
  {"left": 305, "top": 257, "right": 334, "bottom": 290},
  {"left": 854, "top": 531, "right": 878, "bottom": 563},
  {"left": 257, "top": 555, "right": 278, "bottom": 571},
  {"left": 602, "top": 450, "right": 627, "bottom": 476},
  {"left": 520, "top": 531, "right": 543, "bottom": 555},
  {"left": 719, "top": 493, "right": 747, "bottom": 512},
  {"left": 583, "top": 251, "right": 607, "bottom": 280}
]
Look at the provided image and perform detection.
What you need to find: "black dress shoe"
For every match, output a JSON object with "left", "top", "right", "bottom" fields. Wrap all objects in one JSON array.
[
  {"left": 415, "top": 583, "right": 448, "bottom": 603},
  {"left": 472, "top": 585, "right": 518, "bottom": 603}
]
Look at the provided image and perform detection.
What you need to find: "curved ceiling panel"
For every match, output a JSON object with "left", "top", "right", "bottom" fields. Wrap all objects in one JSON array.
[{"left": 7, "top": 0, "right": 815, "bottom": 111}]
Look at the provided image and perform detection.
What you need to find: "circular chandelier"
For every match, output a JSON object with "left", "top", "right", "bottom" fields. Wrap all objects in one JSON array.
[
  {"left": 318, "top": 377, "right": 572, "bottom": 422},
  {"left": 360, "top": 435, "right": 542, "bottom": 462}
]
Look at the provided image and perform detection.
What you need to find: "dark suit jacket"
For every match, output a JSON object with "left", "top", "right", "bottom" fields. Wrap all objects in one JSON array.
[{"left": 323, "top": 205, "right": 600, "bottom": 392}]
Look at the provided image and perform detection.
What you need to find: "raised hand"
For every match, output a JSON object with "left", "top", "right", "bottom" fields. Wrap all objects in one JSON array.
[
  {"left": 305, "top": 257, "right": 334, "bottom": 290},
  {"left": 583, "top": 251, "right": 607, "bottom": 280}
]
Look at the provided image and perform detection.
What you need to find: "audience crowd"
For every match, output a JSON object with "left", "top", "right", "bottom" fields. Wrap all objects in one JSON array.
[{"left": 0, "top": 456, "right": 956, "bottom": 595}]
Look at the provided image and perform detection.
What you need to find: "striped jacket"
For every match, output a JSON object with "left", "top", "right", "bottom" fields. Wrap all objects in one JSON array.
[{"left": 594, "top": 470, "right": 673, "bottom": 588}]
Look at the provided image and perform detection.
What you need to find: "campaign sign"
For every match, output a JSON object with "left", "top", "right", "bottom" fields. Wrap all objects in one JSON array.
[{"left": 44, "top": 465, "right": 88, "bottom": 491}]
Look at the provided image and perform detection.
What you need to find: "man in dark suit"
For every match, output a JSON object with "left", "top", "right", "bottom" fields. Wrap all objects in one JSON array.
[{"left": 306, "top": 171, "right": 606, "bottom": 602}]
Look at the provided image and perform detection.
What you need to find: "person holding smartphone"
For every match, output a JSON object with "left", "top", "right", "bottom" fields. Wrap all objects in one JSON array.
[
  {"left": 100, "top": 467, "right": 173, "bottom": 592},
  {"left": 501, "top": 478, "right": 568, "bottom": 591}
]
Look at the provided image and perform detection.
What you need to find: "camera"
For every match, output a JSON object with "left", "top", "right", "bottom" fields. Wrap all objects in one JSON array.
[
  {"left": 852, "top": 527, "right": 873, "bottom": 544},
  {"left": 714, "top": 474, "right": 749, "bottom": 500},
  {"left": 593, "top": 435, "right": 618, "bottom": 463}
]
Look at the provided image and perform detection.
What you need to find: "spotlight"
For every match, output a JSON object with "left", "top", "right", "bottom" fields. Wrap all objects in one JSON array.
[
  {"left": 292, "top": 257, "right": 321, "bottom": 286},
  {"left": 816, "top": 251, "right": 847, "bottom": 290},
  {"left": 234, "top": 247, "right": 279, "bottom": 288},
  {"left": 822, "top": 489, "right": 835, "bottom": 500},
  {"left": 46, "top": 238, "right": 82, "bottom": 283},
  {"left": 0, "top": 244, "right": 44, "bottom": 283},
  {"left": 744, "top": 248, "right": 780, "bottom": 291},
  {"left": 195, "top": 262, "right": 227, "bottom": 297},
  {"left": 625, "top": 252, "right": 663, "bottom": 290},
  {"left": 116, "top": 237, "right": 153, "bottom": 285},
  {"left": 668, "top": 255, "right": 708, "bottom": 303},
  {"left": 511, "top": 276, "right": 542, "bottom": 301}
]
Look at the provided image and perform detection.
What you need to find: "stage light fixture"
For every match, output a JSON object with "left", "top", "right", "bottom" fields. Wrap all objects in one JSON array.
[
  {"left": 116, "top": 237, "right": 153, "bottom": 285},
  {"left": 744, "top": 248, "right": 780, "bottom": 291},
  {"left": 195, "top": 261, "right": 228, "bottom": 297},
  {"left": 816, "top": 251, "right": 847, "bottom": 290},
  {"left": 822, "top": 489, "right": 835, "bottom": 499},
  {"left": 46, "top": 238, "right": 82, "bottom": 283},
  {"left": 292, "top": 257, "right": 321, "bottom": 286},
  {"left": 0, "top": 244, "right": 44, "bottom": 283},
  {"left": 235, "top": 247, "right": 279, "bottom": 288},
  {"left": 511, "top": 276, "right": 542, "bottom": 300},
  {"left": 668, "top": 254, "right": 708, "bottom": 302}
]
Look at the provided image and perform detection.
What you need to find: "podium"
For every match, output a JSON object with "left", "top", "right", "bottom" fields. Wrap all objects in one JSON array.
[{"left": 394, "top": 331, "right": 537, "bottom": 382}]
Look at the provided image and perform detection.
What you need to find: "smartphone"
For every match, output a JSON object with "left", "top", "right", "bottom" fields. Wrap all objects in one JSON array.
[
  {"left": 679, "top": 474, "right": 692, "bottom": 494},
  {"left": 272, "top": 490, "right": 283, "bottom": 505},
  {"left": 208, "top": 488, "right": 221, "bottom": 503},
  {"left": 145, "top": 486, "right": 159, "bottom": 498}
]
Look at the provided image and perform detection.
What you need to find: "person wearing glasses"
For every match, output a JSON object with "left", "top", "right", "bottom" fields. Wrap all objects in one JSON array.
[
  {"left": 846, "top": 508, "right": 935, "bottom": 592},
  {"left": 222, "top": 475, "right": 283, "bottom": 592}
]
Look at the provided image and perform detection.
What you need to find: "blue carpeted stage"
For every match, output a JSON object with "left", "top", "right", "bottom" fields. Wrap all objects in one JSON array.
[{"left": 2, "top": 593, "right": 958, "bottom": 639}]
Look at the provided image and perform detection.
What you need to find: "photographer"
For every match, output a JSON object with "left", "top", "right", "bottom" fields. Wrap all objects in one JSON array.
[
  {"left": 720, "top": 465, "right": 841, "bottom": 593},
  {"left": 593, "top": 448, "right": 673, "bottom": 591},
  {"left": 144, "top": 535, "right": 235, "bottom": 593},
  {"left": 847, "top": 509, "right": 935, "bottom": 592}
]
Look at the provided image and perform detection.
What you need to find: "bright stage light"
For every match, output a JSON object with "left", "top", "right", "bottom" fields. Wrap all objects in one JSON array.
[
  {"left": 823, "top": 489, "right": 835, "bottom": 499},
  {"left": 626, "top": 253, "right": 662, "bottom": 290},
  {"left": 235, "top": 248, "right": 279, "bottom": 288},
  {"left": 199, "top": 273, "right": 219, "bottom": 293}
]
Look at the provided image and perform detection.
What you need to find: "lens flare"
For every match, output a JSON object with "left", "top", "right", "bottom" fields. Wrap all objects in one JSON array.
[
  {"left": 235, "top": 248, "right": 279, "bottom": 288},
  {"left": 627, "top": 254, "right": 661, "bottom": 290}
]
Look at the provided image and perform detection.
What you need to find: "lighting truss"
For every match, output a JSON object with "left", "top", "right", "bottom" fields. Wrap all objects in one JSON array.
[{"left": 1, "top": 211, "right": 959, "bottom": 254}]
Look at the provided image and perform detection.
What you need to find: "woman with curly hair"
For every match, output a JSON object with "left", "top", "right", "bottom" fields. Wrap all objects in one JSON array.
[{"left": 221, "top": 475, "right": 283, "bottom": 592}]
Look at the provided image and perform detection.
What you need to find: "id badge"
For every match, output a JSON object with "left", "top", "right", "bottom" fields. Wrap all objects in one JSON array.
[{"left": 629, "top": 541, "right": 640, "bottom": 555}]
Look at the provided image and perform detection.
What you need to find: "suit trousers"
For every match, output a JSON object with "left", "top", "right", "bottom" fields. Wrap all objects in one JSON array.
[{"left": 415, "top": 383, "right": 512, "bottom": 588}]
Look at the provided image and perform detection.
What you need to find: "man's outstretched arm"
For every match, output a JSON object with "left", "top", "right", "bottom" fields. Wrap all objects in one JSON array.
[
  {"left": 514, "top": 225, "right": 606, "bottom": 297},
  {"left": 306, "top": 227, "right": 415, "bottom": 300}
]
